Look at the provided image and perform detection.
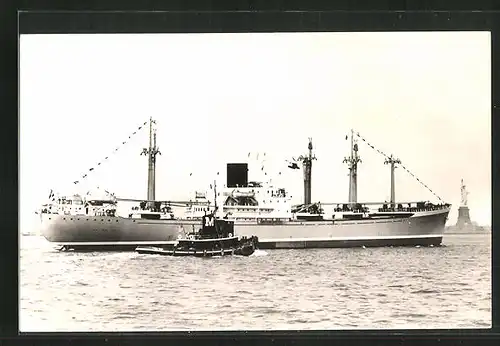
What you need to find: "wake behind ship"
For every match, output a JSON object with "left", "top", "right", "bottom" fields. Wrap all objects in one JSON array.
[{"left": 39, "top": 118, "right": 451, "bottom": 251}]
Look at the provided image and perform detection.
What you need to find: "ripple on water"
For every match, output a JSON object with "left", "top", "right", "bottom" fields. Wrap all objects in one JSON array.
[{"left": 19, "top": 234, "right": 491, "bottom": 331}]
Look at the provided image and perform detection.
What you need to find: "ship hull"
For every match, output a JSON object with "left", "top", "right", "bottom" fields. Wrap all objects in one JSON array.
[
  {"left": 40, "top": 208, "right": 449, "bottom": 251},
  {"left": 235, "top": 209, "right": 449, "bottom": 248},
  {"left": 40, "top": 214, "right": 181, "bottom": 251},
  {"left": 257, "top": 235, "right": 442, "bottom": 249}
]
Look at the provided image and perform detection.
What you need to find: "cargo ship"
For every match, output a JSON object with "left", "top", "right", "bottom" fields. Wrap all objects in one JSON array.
[{"left": 39, "top": 118, "right": 451, "bottom": 251}]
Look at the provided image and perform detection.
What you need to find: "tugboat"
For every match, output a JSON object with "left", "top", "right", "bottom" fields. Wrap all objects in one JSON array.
[{"left": 135, "top": 212, "right": 258, "bottom": 257}]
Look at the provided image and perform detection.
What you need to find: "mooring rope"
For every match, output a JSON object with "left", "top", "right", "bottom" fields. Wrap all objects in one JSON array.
[{"left": 354, "top": 132, "right": 445, "bottom": 203}]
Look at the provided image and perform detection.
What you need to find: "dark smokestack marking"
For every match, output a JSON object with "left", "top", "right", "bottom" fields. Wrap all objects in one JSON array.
[{"left": 226, "top": 163, "right": 248, "bottom": 188}]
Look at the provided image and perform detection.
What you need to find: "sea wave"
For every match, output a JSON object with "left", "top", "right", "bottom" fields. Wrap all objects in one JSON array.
[{"left": 20, "top": 233, "right": 491, "bottom": 331}]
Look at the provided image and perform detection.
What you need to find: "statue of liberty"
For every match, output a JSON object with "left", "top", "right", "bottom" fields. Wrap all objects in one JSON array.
[{"left": 460, "top": 179, "right": 469, "bottom": 207}]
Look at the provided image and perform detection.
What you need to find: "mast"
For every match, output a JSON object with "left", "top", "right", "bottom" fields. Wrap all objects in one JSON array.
[
  {"left": 304, "top": 138, "right": 313, "bottom": 205},
  {"left": 213, "top": 179, "right": 218, "bottom": 213},
  {"left": 349, "top": 130, "right": 354, "bottom": 203},
  {"left": 141, "top": 117, "right": 161, "bottom": 209},
  {"left": 297, "top": 138, "right": 315, "bottom": 205},
  {"left": 384, "top": 155, "right": 401, "bottom": 209},
  {"left": 343, "top": 129, "right": 361, "bottom": 204}
]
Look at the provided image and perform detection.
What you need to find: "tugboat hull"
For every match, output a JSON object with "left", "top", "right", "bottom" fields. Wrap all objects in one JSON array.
[
  {"left": 135, "top": 217, "right": 258, "bottom": 257},
  {"left": 135, "top": 246, "right": 255, "bottom": 257}
]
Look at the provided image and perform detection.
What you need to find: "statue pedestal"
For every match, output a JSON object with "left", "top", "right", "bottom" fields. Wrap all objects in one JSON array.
[{"left": 456, "top": 206, "right": 472, "bottom": 229}]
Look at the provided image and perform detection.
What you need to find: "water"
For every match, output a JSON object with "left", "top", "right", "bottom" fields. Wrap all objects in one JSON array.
[{"left": 19, "top": 233, "right": 491, "bottom": 331}]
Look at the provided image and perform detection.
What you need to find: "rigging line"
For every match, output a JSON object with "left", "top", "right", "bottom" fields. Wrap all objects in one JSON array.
[
  {"left": 354, "top": 132, "right": 445, "bottom": 203},
  {"left": 72, "top": 119, "right": 151, "bottom": 186}
]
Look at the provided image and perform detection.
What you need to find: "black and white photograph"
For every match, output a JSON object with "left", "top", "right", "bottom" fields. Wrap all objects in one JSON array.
[{"left": 19, "top": 31, "right": 491, "bottom": 331}]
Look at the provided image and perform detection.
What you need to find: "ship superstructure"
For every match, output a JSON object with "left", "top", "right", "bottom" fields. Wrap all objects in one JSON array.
[{"left": 39, "top": 119, "right": 451, "bottom": 251}]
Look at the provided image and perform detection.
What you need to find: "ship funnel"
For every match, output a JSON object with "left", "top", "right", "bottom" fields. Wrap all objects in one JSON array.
[{"left": 226, "top": 163, "right": 249, "bottom": 188}]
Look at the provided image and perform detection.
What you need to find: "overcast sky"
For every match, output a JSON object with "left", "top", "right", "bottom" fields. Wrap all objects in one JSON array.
[{"left": 20, "top": 32, "right": 491, "bottom": 228}]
